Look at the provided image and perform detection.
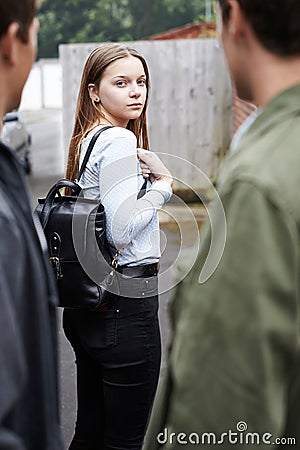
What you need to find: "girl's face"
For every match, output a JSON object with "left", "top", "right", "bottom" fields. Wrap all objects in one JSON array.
[{"left": 89, "top": 55, "right": 147, "bottom": 128}]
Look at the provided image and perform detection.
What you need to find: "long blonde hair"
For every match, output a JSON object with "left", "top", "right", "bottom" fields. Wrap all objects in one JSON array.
[{"left": 65, "top": 43, "right": 150, "bottom": 182}]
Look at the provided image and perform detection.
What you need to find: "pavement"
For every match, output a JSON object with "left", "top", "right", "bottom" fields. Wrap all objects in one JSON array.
[{"left": 24, "top": 108, "right": 207, "bottom": 447}]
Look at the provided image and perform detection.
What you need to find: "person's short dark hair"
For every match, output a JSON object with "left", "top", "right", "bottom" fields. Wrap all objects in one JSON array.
[
  {"left": 0, "top": 0, "right": 37, "bottom": 43},
  {"left": 218, "top": 0, "right": 300, "bottom": 57}
]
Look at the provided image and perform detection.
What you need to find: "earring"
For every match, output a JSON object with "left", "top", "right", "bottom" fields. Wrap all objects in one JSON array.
[{"left": 94, "top": 97, "right": 100, "bottom": 103}]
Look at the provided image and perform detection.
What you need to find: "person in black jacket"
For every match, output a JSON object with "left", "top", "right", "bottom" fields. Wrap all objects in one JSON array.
[{"left": 0, "top": 1, "right": 64, "bottom": 449}]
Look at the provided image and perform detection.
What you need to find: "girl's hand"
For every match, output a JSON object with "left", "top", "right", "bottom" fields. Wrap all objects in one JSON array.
[
  {"left": 137, "top": 148, "right": 173, "bottom": 186},
  {"left": 139, "top": 159, "right": 153, "bottom": 181}
]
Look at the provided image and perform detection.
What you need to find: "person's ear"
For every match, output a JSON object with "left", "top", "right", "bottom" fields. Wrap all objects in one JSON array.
[
  {"left": 226, "top": 0, "right": 247, "bottom": 41},
  {"left": 0, "top": 22, "right": 20, "bottom": 66},
  {"left": 88, "top": 83, "right": 100, "bottom": 102}
]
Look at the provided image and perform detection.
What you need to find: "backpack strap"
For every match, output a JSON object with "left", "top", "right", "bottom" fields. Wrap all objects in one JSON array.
[
  {"left": 137, "top": 178, "right": 147, "bottom": 199},
  {"left": 77, "top": 125, "right": 112, "bottom": 182}
]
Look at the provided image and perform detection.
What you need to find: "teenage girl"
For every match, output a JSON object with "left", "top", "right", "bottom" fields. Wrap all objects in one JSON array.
[{"left": 63, "top": 43, "right": 173, "bottom": 450}]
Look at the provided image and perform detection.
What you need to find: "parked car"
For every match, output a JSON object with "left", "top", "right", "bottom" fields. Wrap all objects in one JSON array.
[{"left": 2, "top": 111, "right": 32, "bottom": 174}]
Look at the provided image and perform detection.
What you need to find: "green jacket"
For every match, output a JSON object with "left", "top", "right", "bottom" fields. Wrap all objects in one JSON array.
[{"left": 144, "top": 84, "right": 300, "bottom": 449}]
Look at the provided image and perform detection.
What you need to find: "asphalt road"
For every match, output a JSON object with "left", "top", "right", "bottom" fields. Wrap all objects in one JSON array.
[{"left": 25, "top": 109, "right": 204, "bottom": 447}]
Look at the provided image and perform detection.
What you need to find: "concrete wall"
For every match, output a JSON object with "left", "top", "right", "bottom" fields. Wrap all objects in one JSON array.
[
  {"left": 60, "top": 39, "right": 232, "bottom": 189},
  {"left": 20, "top": 59, "right": 62, "bottom": 110}
]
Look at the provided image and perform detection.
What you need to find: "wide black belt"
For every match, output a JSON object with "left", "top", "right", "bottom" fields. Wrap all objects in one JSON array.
[{"left": 116, "top": 262, "right": 159, "bottom": 278}]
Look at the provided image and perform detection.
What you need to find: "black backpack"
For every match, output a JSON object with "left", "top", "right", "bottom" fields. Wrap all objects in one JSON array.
[{"left": 35, "top": 126, "right": 144, "bottom": 309}]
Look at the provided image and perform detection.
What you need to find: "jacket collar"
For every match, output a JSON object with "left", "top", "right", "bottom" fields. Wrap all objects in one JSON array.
[
  {"left": 234, "top": 83, "right": 300, "bottom": 152},
  {"left": 0, "top": 140, "right": 33, "bottom": 219}
]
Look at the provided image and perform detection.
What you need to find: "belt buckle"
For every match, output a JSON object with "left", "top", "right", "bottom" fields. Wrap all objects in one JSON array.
[{"left": 111, "top": 250, "right": 120, "bottom": 269}]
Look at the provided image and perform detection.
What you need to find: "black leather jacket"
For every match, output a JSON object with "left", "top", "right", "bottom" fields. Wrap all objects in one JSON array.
[{"left": 0, "top": 141, "right": 63, "bottom": 449}]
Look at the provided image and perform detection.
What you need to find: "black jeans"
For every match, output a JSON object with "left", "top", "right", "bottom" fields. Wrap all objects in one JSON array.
[{"left": 63, "top": 292, "right": 161, "bottom": 450}]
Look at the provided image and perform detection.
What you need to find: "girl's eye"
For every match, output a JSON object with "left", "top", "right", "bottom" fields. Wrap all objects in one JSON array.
[
  {"left": 116, "top": 80, "right": 126, "bottom": 87},
  {"left": 138, "top": 79, "right": 146, "bottom": 86}
]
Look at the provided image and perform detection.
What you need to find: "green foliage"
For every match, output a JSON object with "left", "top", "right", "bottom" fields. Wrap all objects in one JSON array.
[{"left": 38, "top": 0, "right": 213, "bottom": 58}]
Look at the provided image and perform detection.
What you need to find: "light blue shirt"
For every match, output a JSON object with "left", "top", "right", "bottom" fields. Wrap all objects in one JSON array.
[{"left": 79, "top": 126, "right": 172, "bottom": 267}]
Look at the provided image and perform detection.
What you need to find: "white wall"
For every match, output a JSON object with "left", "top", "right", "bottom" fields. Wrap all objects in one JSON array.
[{"left": 20, "top": 59, "right": 62, "bottom": 110}]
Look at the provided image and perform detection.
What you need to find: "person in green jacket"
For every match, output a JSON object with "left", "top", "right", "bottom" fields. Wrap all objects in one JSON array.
[{"left": 144, "top": 0, "right": 300, "bottom": 448}]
